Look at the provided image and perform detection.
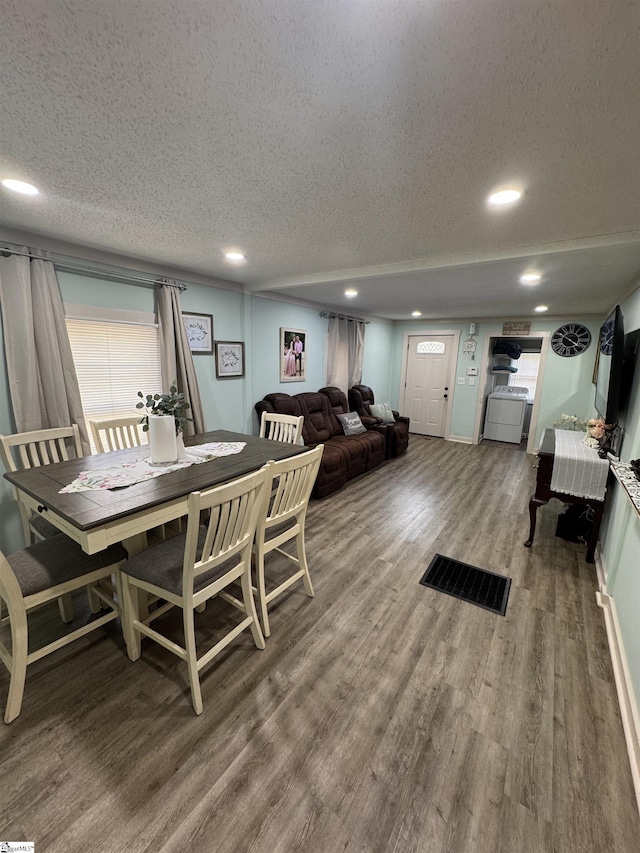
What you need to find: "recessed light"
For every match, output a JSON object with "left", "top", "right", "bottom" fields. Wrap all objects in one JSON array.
[
  {"left": 487, "top": 189, "right": 522, "bottom": 206},
  {"left": 411, "top": 310, "right": 422, "bottom": 317},
  {"left": 520, "top": 273, "right": 541, "bottom": 284},
  {"left": 2, "top": 178, "right": 39, "bottom": 195},
  {"left": 224, "top": 251, "right": 246, "bottom": 262},
  {"left": 344, "top": 289, "right": 358, "bottom": 298},
  {"left": 534, "top": 305, "right": 548, "bottom": 313}
]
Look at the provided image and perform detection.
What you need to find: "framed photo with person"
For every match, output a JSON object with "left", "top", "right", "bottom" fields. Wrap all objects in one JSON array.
[
  {"left": 182, "top": 312, "right": 213, "bottom": 354},
  {"left": 280, "top": 327, "right": 306, "bottom": 382},
  {"left": 215, "top": 340, "right": 245, "bottom": 378}
]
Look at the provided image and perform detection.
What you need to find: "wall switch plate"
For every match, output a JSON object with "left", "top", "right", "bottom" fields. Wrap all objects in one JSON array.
[
  {"left": 457, "top": 377, "right": 466, "bottom": 385},
  {"left": 467, "top": 367, "right": 478, "bottom": 376},
  {"left": 468, "top": 377, "right": 475, "bottom": 385}
]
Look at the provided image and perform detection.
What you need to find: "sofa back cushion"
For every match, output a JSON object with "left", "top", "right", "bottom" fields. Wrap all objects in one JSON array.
[{"left": 296, "top": 392, "right": 341, "bottom": 442}]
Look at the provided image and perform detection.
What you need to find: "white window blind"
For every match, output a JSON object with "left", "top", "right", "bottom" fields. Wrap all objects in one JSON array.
[{"left": 66, "top": 317, "right": 162, "bottom": 451}]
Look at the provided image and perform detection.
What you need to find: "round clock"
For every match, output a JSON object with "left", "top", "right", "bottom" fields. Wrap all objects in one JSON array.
[
  {"left": 551, "top": 324, "right": 592, "bottom": 357},
  {"left": 599, "top": 317, "right": 615, "bottom": 355}
]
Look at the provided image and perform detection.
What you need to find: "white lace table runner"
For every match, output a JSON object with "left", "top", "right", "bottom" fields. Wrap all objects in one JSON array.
[
  {"left": 550, "top": 429, "right": 609, "bottom": 501},
  {"left": 59, "top": 442, "right": 246, "bottom": 493}
]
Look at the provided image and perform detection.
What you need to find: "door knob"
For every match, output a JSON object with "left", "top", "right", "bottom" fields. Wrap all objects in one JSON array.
[{"left": 443, "top": 394, "right": 449, "bottom": 399}]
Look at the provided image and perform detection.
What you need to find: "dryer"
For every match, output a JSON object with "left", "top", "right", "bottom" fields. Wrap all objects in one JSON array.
[{"left": 483, "top": 386, "right": 529, "bottom": 443}]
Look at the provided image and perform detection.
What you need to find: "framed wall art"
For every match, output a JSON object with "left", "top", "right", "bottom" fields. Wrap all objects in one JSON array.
[
  {"left": 280, "top": 327, "right": 306, "bottom": 382},
  {"left": 182, "top": 312, "right": 213, "bottom": 354},
  {"left": 215, "top": 340, "right": 245, "bottom": 378}
]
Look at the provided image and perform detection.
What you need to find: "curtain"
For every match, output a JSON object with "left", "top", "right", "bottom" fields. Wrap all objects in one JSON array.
[
  {"left": 156, "top": 282, "right": 205, "bottom": 435},
  {"left": 0, "top": 247, "right": 90, "bottom": 453},
  {"left": 326, "top": 316, "right": 365, "bottom": 393}
]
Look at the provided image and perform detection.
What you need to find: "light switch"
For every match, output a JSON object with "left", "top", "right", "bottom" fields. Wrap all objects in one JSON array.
[
  {"left": 469, "top": 377, "right": 476, "bottom": 386},
  {"left": 457, "top": 377, "right": 465, "bottom": 385}
]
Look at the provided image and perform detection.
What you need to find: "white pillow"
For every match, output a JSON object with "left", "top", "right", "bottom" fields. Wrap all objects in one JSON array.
[{"left": 369, "top": 402, "right": 395, "bottom": 424}]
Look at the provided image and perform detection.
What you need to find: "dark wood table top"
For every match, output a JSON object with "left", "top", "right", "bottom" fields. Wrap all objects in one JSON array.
[{"left": 4, "top": 429, "right": 305, "bottom": 533}]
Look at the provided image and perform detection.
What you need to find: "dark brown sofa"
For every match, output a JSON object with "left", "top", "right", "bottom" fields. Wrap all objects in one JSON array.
[
  {"left": 255, "top": 390, "right": 386, "bottom": 498},
  {"left": 349, "top": 384, "right": 410, "bottom": 458}
]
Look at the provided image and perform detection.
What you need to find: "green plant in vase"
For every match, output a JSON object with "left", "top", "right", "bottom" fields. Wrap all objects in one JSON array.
[{"left": 136, "top": 381, "right": 191, "bottom": 435}]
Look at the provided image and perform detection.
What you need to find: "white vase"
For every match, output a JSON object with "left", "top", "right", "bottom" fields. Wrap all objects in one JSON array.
[
  {"left": 148, "top": 414, "right": 178, "bottom": 464},
  {"left": 176, "top": 432, "right": 188, "bottom": 461}
]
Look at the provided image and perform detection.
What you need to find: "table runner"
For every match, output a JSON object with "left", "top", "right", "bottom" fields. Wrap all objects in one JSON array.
[
  {"left": 59, "top": 442, "right": 246, "bottom": 493},
  {"left": 550, "top": 429, "right": 609, "bottom": 501}
]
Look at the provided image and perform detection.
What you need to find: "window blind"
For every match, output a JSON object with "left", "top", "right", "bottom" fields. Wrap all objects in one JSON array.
[{"left": 66, "top": 318, "right": 162, "bottom": 449}]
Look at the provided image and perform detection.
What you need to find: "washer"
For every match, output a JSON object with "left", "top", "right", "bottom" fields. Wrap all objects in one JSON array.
[{"left": 483, "top": 386, "right": 529, "bottom": 443}]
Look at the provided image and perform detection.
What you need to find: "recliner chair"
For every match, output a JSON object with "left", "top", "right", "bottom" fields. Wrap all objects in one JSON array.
[{"left": 349, "top": 385, "right": 410, "bottom": 458}]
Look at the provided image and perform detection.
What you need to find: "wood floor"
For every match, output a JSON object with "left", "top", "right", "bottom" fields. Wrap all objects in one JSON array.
[{"left": 1, "top": 436, "right": 639, "bottom": 852}]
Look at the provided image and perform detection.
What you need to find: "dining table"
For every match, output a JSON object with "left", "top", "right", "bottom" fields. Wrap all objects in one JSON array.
[{"left": 3, "top": 429, "right": 306, "bottom": 556}]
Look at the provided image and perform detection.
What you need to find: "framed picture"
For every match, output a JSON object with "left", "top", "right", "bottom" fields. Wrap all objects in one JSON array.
[
  {"left": 215, "top": 340, "right": 245, "bottom": 378},
  {"left": 182, "top": 312, "right": 213, "bottom": 354},
  {"left": 280, "top": 327, "right": 306, "bottom": 382}
]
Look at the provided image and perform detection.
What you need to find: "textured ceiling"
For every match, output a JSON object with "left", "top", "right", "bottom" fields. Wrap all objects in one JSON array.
[{"left": 1, "top": 0, "right": 639, "bottom": 319}]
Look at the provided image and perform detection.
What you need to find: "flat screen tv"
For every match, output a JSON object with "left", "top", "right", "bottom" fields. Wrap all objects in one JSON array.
[{"left": 595, "top": 305, "right": 625, "bottom": 424}]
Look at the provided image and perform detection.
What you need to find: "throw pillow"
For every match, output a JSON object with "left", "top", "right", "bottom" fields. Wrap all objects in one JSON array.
[
  {"left": 369, "top": 402, "right": 395, "bottom": 424},
  {"left": 337, "top": 412, "right": 367, "bottom": 435}
]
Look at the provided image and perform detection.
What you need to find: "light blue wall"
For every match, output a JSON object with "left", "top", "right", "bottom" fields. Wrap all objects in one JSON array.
[
  {"left": 390, "top": 317, "right": 602, "bottom": 443},
  {"left": 361, "top": 318, "right": 394, "bottom": 402},
  {"left": 599, "top": 283, "right": 640, "bottom": 711}
]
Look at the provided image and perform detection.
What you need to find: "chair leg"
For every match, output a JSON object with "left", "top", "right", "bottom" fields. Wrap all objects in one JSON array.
[
  {"left": 58, "top": 592, "right": 74, "bottom": 623},
  {"left": 87, "top": 584, "right": 101, "bottom": 614},
  {"left": 183, "top": 607, "right": 203, "bottom": 715},
  {"left": 120, "top": 574, "right": 142, "bottom": 661},
  {"left": 241, "top": 566, "right": 266, "bottom": 650},
  {"left": 253, "top": 549, "right": 271, "bottom": 638},
  {"left": 4, "top": 599, "right": 28, "bottom": 724},
  {"left": 296, "top": 529, "right": 315, "bottom": 597}
]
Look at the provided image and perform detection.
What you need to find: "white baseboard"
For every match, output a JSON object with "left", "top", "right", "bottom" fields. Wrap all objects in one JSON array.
[
  {"left": 596, "top": 547, "right": 640, "bottom": 815},
  {"left": 448, "top": 435, "right": 473, "bottom": 444}
]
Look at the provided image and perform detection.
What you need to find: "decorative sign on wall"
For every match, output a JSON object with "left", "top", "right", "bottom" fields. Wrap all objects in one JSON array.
[
  {"left": 215, "top": 341, "right": 245, "bottom": 378},
  {"left": 502, "top": 322, "right": 531, "bottom": 336},
  {"left": 182, "top": 312, "right": 213, "bottom": 354}
]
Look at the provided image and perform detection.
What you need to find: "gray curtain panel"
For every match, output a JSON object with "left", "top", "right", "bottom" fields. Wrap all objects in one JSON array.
[
  {"left": 0, "top": 247, "right": 90, "bottom": 453},
  {"left": 156, "top": 282, "right": 205, "bottom": 435},
  {"left": 326, "top": 316, "right": 365, "bottom": 392}
]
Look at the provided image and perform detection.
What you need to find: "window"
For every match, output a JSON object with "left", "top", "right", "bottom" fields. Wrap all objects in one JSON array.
[
  {"left": 66, "top": 312, "right": 162, "bottom": 453},
  {"left": 416, "top": 341, "right": 446, "bottom": 354},
  {"left": 509, "top": 352, "right": 540, "bottom": 400}
]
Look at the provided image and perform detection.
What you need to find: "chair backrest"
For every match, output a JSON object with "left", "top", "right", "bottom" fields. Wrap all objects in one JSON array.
[
  {"left": 182, "top": 466, "right": 269, "bottom": 592},
  {"left": 0, "top": 425, "right": 83, "bottom": 473},
  {"left": 259, "top": 412, "right": 304, "bottom": 445},
  {"left": 88, "top": 414, "right": 147, "bottom": 453},
  {"left": 258, "top": 445, "right": 324, "bottom": 534},
  {"left": 349, "top": 384, "right": 375, "bottom": 416}
]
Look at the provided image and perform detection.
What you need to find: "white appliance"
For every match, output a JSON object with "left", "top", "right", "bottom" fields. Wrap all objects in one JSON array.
[{"left": 483, "top": 386, "right": 529, "bottom": 443}]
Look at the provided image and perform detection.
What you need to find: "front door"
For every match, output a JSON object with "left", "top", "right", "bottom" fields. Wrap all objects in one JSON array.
[{"left": 403, "top": 335, "right": 455, "bottom": 437}]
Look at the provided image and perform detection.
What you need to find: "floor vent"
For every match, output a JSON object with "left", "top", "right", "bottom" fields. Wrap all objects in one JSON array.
[{"left": 419, "top": 554, "right": 511, "bottom": 616}]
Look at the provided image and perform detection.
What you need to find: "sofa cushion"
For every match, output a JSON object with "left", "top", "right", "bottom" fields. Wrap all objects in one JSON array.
[{"left": 337, "top": 412, "right": 367, "bottom": 435}]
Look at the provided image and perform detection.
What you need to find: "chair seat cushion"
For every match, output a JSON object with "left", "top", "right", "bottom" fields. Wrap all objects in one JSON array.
[
  {"left": 30, "top": 512, "right": 63, "bottom": 539},
  {"left": 122, "top": 527, "right": 237, "bottom": 597},
  {"left": 8, "top": 535, "right": 127, "bottom": 597}
]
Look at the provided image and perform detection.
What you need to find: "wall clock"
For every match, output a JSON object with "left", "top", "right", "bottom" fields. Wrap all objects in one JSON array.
[
  {"left": 599, "top": 316, "right": 615, "bottom": 355},
  {"left": 551, "top": 323, "right": 591, "bottom": 357}
]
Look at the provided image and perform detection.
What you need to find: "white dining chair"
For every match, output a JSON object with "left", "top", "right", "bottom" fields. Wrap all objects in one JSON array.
[
  {"left": 88, "top": 414, "right": 147, "bottom": 453},
  {"left": 259, "top": 412, "right": 304, "bottom": 445},
  {"left": 0, "top": 536, "right": 126, "bottom": 723},
  {"left": 120, "top": 465, "right": 269, "bottom": 715},
  {"left": 0, "top": 425, "right": 86, "bottom": 623},
  {"left": 253, "top": 445, "right": 323, "bottom": 637}
]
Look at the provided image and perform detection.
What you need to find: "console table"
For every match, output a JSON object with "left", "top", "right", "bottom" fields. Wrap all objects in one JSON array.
[{"left": 523, "top": 428, "right": 607, "bottom": 563}]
